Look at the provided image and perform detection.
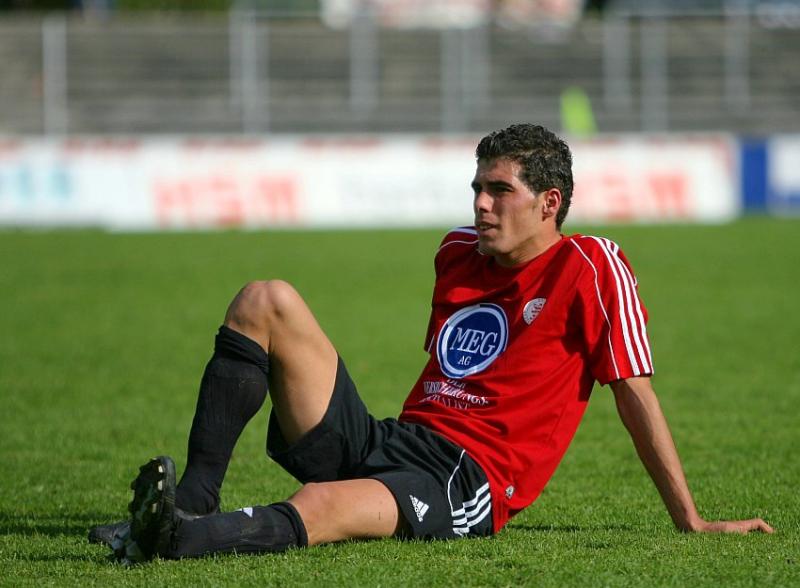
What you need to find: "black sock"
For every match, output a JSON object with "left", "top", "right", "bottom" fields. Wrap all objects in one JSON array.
[
  {"left": 176, "top": 326, "right": 269, "bottom": 515},
  {"left": 168, "top": 502, "right": 308, "bottom": 558}
]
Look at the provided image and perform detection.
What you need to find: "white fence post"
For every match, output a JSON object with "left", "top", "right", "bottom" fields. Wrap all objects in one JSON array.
[
  {"left": 441, "top": 28, "right": 463, "bottom": 132},
  {"left": 725, "top": 3, "right": 751, "bottom": 112},
  {"left": 604, "top": 12, "right": 632, "bottom": 112},
  {"left": 232, "top": 10, "right": 265, "bottom": 133},
  {"left": 640, "top": 14, "right": 669, "bottom": 131},
  {"left": 42, "top": 14, "right": 68, "bottom": 135},
  {"left": 350, "top": 7, "right": 379, "bottom": 117},
  {"left": 461, "top": 23, "right": 489, "bottom": 128}
]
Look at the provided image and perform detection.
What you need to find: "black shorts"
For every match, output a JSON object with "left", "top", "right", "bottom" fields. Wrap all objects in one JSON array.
[{"left": 266, "top": 357, "right": 493, "bottom": 540}]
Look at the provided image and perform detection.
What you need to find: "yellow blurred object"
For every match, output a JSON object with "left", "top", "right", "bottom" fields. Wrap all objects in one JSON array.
[{"left": 560, "top": 86, "right": 597, "bottom": 137}]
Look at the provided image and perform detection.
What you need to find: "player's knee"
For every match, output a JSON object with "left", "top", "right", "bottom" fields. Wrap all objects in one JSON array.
[
  {"left": 289, "top": 482, "right": 337, "bottom": 525},
  {"left": 229, "top": 279, "right": 303, "bottom": 328}
]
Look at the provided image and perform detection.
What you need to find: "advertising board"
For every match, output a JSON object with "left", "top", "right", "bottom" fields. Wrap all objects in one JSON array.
[
  {"left": 0, "top": 135, "right": 739, "bottom": 230},
  {"left": 768, "top": 136, "right": 800, "bottom": 214}
]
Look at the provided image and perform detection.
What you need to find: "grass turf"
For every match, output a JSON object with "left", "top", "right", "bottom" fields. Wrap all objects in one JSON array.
[{"left": 0, "top": 218, "right": 798, "bottom": 586}]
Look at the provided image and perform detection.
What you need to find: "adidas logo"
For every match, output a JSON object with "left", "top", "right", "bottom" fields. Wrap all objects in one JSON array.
[{"left": 409, "top": 495, "right": 430, "bottom": 522}]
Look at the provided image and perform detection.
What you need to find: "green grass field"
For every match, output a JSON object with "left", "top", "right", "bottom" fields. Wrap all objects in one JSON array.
[{"left": 1, "top": 218, "right": 798, "bottom": 586}]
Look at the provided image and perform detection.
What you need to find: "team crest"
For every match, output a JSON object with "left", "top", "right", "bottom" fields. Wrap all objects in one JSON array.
[
  {"left": 437, "top": 304, "right": 508, "bottom": 379},
  {"left": 523, "top": 298, "right": 546, "bottom": 325}
]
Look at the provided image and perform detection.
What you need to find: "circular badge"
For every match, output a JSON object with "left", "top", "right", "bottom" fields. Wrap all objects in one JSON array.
[{"left": 436, "top": 303, "right": 508, "bottom": 379}]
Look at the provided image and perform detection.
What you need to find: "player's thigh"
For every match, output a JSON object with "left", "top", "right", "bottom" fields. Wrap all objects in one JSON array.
[
  {"left": 288, "top": 479, "right": 404, "bottom": 546},
  {"left": 225, "top": 280, "right": 338, "bottom": 444}
]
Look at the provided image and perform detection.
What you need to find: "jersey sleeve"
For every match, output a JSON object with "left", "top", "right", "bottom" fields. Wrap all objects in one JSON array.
[{"left": 572, "top": 236, "right": 654, "bottom": 385}]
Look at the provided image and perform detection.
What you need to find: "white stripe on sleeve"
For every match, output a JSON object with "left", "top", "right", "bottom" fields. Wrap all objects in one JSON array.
[
  {"left": 588, "top": 236, "right": 643, "bottom": 375},
  {"left": 570, "top": 239, "right": 621, "bottom": 380},
  {"left": 595, "top": 238, "right": 650, "bottom": 373},
  {"left": 603, "top": 239, "right": 653, "bottom": 373}
]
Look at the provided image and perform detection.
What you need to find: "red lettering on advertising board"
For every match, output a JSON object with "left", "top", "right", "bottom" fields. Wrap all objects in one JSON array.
[
  {"left": 253, "top": 177, "right": 299, "bottom": 222},
  {"left": 573, "top": 171, "right": 636, "bottom": 221},
  {"left": 301, "top": 137, "right": 380, "bottom": 150},
  {"left": 60, "top": 138, "right": 141, "bottom": 154},
  {"left": 154, "top": 174, "right": 298, "bottom": 228},
  {"left": 573, "top": 169, "right": 692, "bottom": 221},
  {"left": 600, "top": 172, "right": 635, "bottom": 221},
  {"left": 0, "top": 139, "right": 23, "bottom": 156},
  {"left": 181, "top": 138, "right": 265, "bottom": 151},
  {"left": 648, "top": 173, "right": 689, "bottom": 218}
]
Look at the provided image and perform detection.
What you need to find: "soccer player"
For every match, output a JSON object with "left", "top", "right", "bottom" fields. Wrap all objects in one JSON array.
[{"left": 92, "top": 124, "right": 773, "bottom": 563}]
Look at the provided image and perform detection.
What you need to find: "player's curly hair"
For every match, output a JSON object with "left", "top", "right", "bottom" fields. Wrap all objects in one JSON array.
[{"left": 475, "top": 124, "right": 574, "bottom": 229}]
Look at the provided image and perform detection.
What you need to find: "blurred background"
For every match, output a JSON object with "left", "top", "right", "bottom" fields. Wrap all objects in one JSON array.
[{"left": 0, "top": 0, "right": 798, "bottom": 229}]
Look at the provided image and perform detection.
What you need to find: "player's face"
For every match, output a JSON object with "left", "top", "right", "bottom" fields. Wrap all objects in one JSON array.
[{"left": 472, "top": 157, "right": 559, "bottom": 267}]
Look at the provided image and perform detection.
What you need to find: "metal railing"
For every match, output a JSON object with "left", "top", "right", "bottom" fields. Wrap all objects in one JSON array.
[{"left": 1, "top": 8, "right": 798, "bottom": 135}]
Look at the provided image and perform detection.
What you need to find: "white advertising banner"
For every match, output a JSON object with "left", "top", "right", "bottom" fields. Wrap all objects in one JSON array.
[
  {"left": 0, "top": 135, "right": 738, "bottom": 230},
  {"left": 768, "top": 135, "right": 800, "bottom": 213},
  {"left": 570, "top": 136, "right": 738, "bottom": 223}
]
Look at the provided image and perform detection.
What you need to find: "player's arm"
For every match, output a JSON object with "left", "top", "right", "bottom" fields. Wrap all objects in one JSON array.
[{"left": 610, "top": 376, "right": 773, "bottom": 534}]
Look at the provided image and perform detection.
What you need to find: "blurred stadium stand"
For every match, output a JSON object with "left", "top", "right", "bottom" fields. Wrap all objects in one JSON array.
[{"left": 1, "top": 1, "right": 799, "bottom": 134}]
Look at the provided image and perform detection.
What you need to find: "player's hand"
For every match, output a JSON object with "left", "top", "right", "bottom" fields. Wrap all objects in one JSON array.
[{"left": 687, "top": 518, "right": 774, "bottom": 534}]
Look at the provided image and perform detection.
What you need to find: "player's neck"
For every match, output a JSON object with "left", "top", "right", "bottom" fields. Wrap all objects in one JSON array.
[{"left": 493, "top": 231, "right": 563, "bottom": 268}]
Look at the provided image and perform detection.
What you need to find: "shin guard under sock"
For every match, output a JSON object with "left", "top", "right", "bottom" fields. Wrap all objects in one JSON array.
[
  {"left": 176, "top": 326, "right": 269, "bottom": 514},
  {"left": 169, "top": 502, "right": 308, "bottom": 558}
]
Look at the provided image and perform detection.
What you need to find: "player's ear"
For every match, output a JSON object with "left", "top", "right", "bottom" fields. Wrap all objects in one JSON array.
[{"left": 541, "top": 188, "right": 562, "bottom": 221}]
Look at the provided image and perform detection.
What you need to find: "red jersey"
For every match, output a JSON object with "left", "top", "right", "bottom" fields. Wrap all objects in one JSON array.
[{"left": 399, "top": 227, "right": 654, "bottom": 533}]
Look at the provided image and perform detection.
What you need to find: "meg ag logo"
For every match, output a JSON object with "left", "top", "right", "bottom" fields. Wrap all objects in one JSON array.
[{"left": 437, "top": 304, "right": 508, "bottom": 379}]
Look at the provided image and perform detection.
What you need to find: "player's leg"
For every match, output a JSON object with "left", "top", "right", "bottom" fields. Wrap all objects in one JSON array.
[
  {"left": 90, "top": 283, "right": 286, "bottom": 546},
  {"left": 222, "top": 279, "right": 338, "bottom": 445},
  {"left": 176, "top": 279, "right": 338, "bottom": 515},
  {"left": 117, "top": 284, "right": 406, "bottom": 561},
  {"left": 288, "top": 479, "right": 403, "bottom": 545},
  {"left": 125, "top": 457, "right": 402, "bottom": 560},
  {"left": 168, "top": 479, "right": 402, "bottom": 558}
]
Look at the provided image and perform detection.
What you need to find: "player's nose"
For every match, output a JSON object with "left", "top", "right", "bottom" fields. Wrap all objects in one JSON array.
[{"left": 473, "top": 190, "right": 492, "bottom": 213}]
